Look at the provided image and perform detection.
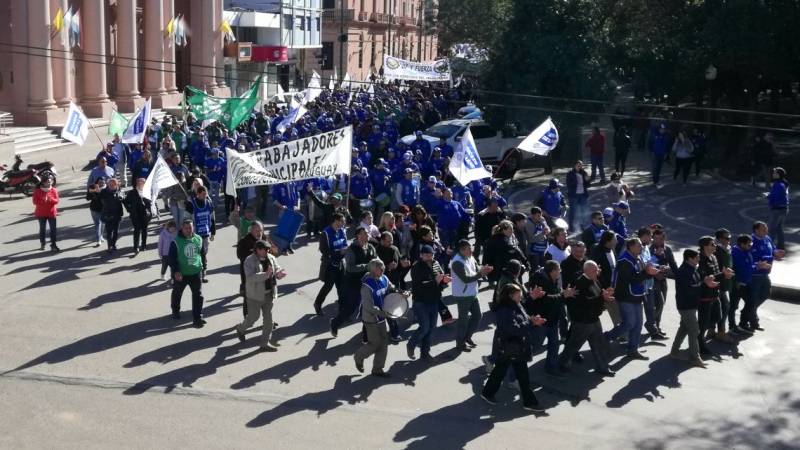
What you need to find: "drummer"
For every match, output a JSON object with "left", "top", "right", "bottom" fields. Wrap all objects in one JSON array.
[
  {"left": 349, "top": 167, "right": 373, "bottom": 215},
  {"left": 354, "top": 259, "right": 406, "bottom": 377},
  {"left": 396, "top": 168, "right": 420, "bottom": 210},
  {"left": 420, "top": 177, "right": 441, "bottom": 222},
  {"left": 369, "top": 159, "right": 392, "bottom": 217}
]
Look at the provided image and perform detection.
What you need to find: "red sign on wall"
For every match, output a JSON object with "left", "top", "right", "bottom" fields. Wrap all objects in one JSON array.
[{"left": 251, "top": 46, "right": 289, "bottom": 62}]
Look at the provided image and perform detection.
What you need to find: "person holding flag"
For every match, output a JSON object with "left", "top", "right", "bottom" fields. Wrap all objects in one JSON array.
[{"left": 122, "top": 178, "right": 154, "bottom": 255}]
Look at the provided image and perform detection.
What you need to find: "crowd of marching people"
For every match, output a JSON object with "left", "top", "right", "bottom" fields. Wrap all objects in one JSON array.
[{"left": 30, "top": 78, "right": 791, "bottom": 413}]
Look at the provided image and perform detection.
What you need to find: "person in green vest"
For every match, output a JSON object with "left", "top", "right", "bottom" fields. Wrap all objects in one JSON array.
[
  {"left": 229, "top": 203, "right": 259, "bottom": 239},
  {"left": 170, "top": 123, "right": 188, "bottom": 161},
  {"left": 168, "top": 218, "right": 207, "bottom": 328}
]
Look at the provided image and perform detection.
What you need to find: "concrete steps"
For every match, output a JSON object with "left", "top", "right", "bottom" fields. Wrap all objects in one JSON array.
[{"left": 7, "top": 109, "right": 168, "bottom": 156}]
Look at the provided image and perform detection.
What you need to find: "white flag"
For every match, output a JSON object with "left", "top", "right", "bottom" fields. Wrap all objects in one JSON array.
[
  {"left": 142, "top": 154, "right": 179, "bottom": 213},
  {"left": 518, "top": 118, "right": 559, "bottom": 156},
  {"left": 277, "top": 83, "right": 285, "bottom": 96},
  {"left": 305, "top": 71, "right": 322, "bottom": 104},
  {"left": 61, "top": 101, "right": 89, "bottom": 146},
  {"left": 449, "top": 127, "right": 491, "bottom": 186},
  {"left": 342, "top": 73, "right": 352, "bottom": 91},
  {"left": 289, "top": 94, "right": 301, "bottom": 110},
  {"left": 122, "top": 97, "right": 153, "bottom": 144},
  {"left": 367, "top": 83, "right": 374, "bottom": 95},
  {"left": 276, "top": 105, "right": 308, "bottom": 134},
  {"left": 328, "top": 77, "right": 335, "bottom": 91}
]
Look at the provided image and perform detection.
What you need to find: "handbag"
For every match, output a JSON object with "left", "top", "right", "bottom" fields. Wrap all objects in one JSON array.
[{"left": 496, "top": 333, "right": 529, "bottom": 363}]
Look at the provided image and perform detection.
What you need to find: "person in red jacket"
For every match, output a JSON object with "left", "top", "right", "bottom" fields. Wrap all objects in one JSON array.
[
  {"left": 32, "top": 175, "right": 60, "bottom": 252},
  {"left": 585, "top": 127, "right": 607, "bottom": 183}
]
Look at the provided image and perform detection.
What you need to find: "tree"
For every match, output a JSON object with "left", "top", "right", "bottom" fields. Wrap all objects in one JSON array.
[{"left": 435, "top": 0, "right": 513, "bottom": 51}]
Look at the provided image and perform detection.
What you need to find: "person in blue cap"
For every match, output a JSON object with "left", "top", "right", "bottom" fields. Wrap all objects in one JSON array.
[
  {"left": 368, "top": 126, "right": 383, "bottom": 149},
  {"left": 451, "top": 180, "right": 473, "bottom": 211},
  {"left": 350, "top": 167, "right": 373, "bottom": 214},
  {"left": 385, "top": 148, "right": 400, "bottom": 173},
  {"left": 392, "top": 152, "right": 419, "bottom": 182},
  {"left": 437, "top": 136, "right": 454, "bottom": 160},
  {"left": 397, "top": 168, "right": 419, "bottom": 209},
  {"left": 204, "top": 148, "right": 226, "bottom": 209},
  {"left": 413, "top": 149, "right": 426, "bottom": 167},
  {"left": 536, "top": 178, "right": 568, "bottom": 228},
  {"left": 424, "top": 147, "right": 445, "bottom": 179},
  {"left": 420, "top": 176, "right": 441, "bottom": 220},
  {"left": 608, "top": 201, "right": 629, "bottom": 253},
  {"left": 351, "top": 147, "right": 364, "bottom": 170},
  {"left": 649, "top": 124, "right": 670, "bottom": 184},
  {"left": 410, "top": 130, "right": 432, "bottom": 160},
  {"left": 358, "top": 141, "right": 372, "bottom": 168},
  {"left": 437, "top": 188, "right": 472, "bottom": 263},
  {"left": 369, "top": 159, "right": 392, "bottom": 216}
]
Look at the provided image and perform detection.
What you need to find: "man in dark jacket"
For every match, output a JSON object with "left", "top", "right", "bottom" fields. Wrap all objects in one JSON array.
[
  {"left": 408, "top": 245, "right": 449, "bottom": 360},
  {"left": 558, "top": 260, "right": 615, "bottom": 376},
  {"left": 330, "top": 227, "right": 377, "bottom": 337},
  {"left": 306, "top": 184, "right": 351, "bottom": 226},
  {"left": 603, "top": 238, "right": 659, "bottom": 361},
  {"left": 650, "top": 227, "right": 678, "bottom": 335},
  {"left": 527, "top": 260, "right": 577, "bottom": 379},
  {"left": 670, "top": 249, "right": 713, "bottom": 367},
  {"left": 697, "top": 236, "right": 734, "bottom": 353},
  {"left": 474, "top": 199, "right": 507, "bottom": 261},
  {"left": 236, "top": 221, "right": 270, "bottom": 312},
  {"left": 315, "top": 213, "right": 348, "bottom": 316},
  {"left": 561, "top": 241, "right": 588, "bottom": 290},
  {"left": 590, "top": 231, "right": 617, "bottom": 290}
]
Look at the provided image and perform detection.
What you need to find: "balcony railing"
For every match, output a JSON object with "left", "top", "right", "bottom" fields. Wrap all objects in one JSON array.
[{"left": 321, "top": 9, "right": 355, "bottom": 21}]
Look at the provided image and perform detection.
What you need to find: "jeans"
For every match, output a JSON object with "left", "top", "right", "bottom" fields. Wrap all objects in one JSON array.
[
  {"left": 604, "top": 301, "right": 644, "bottom": 353},
  {"left": 455, "top": 296, "right": 482, "bottom": 348},
  {"left": 170, "top": 204, "right": 186, "bottom": 226},
  {"left": 697, "top": 300, "right": 713, "bottom": 351},
  {"left": 671, "top": 309, "right": 700, "bottom": 359},
  {"left": 315, "top": 264, "right": 347, "bottom": 309},
  {"left": 615, "top": 150, "right": 629, "bottom": 175},
  {"left": 482, "top": 360, "right": 538, "bottom": 407},
  {"left": 673, "top": 157, "right": 693, "bottom": 183},
  {"left": 567, "top": 195, "right": 589, "bottom": 232},
  {"left": 116, "top": 161, "right": 128, "bottom": 187},
  {"left": 408, "top": 302, "right": 438, "bottom": 357},
  {"left": 209, "top": 180, "right": 221, "bottom": 210},
  {"left": 37, "top": 217, "right": 57, "bottom": 246},
  {"left": 558, "top": 321, "right": 609, "bottom": 371},
  {"left": 132, "top": 220, "right": 150, "bottom": 250},
  {"left": 531, "top": 324, "right": 560, "bottom": 373},
  {"left": 90, "top": 210, "right": 105, "bottom": 242},
  {"left": 171, "top": 273, "right": 205, "bottom": 321},
  {"left": 769, "top": 208, "right": 787, "bottom": 250},
  {"left": 590, "top": 154, "right": 605, "bottom": 180},
  {"left": 750, "top": 275, "right": 771, "bottom": 327},
  {"left": 652, "top": 153, "right": 666, "bottom": 183},
  {"left": 331, "top": 276, "right": 363, "bottom": 331},
  {"left": 716, "top": 290, "right": 731, "bottom": 332},
  {"left": 643, "top": 288, "right": 658, "bottom": 334},
  {"left": 104, "top": 220, "right": 120, "bottom": 249}
]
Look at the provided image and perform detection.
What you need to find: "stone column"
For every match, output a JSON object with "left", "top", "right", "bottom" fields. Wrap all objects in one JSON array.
[
  {"left": 82, "top": 0, "right": 114, "bottom": 117},
  {"left": 189, "top": 0, "right": 204, "bottom": 88},
  {"left": 201, "top": 0, "right": 217, "bottom": 90},
  {"left": 214, "top": 0, "right": 227, "bottom": 92},
  {"left": 142, "top": 0, "right": 166, "bottom": 98},
  {"left": 50, "top": 0, "right": 71, "bottom": 108},
  {"left": 163, "top": 0, "right": 178, "bottom": 94},
  {"left": 115, "top": 0, "right": 142, "bottom": 112},
  {"left": 27, "top": 0, "right": 56, "bottom": 112}
]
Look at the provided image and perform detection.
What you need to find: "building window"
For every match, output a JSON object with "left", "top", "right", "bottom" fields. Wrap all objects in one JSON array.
[
  {"left": 370, "top": 39, "right": 376, "bottom": 67},
  {"left": 321, "top": 42, "right": 334, "bottom": 70},
  {"left": 323, "top": 0, "right": 334, "bottom": 8}
]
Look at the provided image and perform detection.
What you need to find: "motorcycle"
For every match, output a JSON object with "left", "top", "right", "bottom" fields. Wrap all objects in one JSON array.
[
  {"left": 0, "top": 155, "right": 41, "bottom": 197},
  {"left": 25, "top": 157, "right": 57, "bottom": 186}
]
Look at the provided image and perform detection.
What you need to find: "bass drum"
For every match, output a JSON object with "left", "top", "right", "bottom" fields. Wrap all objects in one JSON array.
[
  {"left": 375, "top": 193, "right": 391, "bottom": 208},
  {"left": 359, "top": 198, "right": 375, "bottom": 211}
]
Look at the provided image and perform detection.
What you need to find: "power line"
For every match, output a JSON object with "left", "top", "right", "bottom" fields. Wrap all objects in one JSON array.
[
  {"left": 4, "top": 41, "right": 800, "bottom": 120},
  {"left": 2, "top": 45, "right": 800, "bottom": 134}
]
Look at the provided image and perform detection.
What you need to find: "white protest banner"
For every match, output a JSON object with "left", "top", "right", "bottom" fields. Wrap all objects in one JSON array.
[
  {"left": 450, "top": 127, "right": 491, "bottom": 185},
  {"left": 61, "top": 101, "right": 89, "bottom": 146},
  {"left": 142, "top": 154, "right": 179, "bottom": 200},
  {"left": 142, "top": 154, "right": 180, "bottom": 218},
  {"left": 383, "top": 55, "right": 451, "bottom": 82},
  {"left": 518, "top": 118, "right": 559, "bottom": 156},
  {"left": 226, "top": 126, "right": 352, "bottom": 191}
]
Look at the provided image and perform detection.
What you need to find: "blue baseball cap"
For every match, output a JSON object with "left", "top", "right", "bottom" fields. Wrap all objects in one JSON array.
[
  {"left": 549, "top": 178, "right": 562, "bottom": 189},
  {"left": 614, "top": 201, "right": 629, "bottom": 211},
  {"left": 428, "top": 176, "right": 436, "bottom": 183},
  {"left": 603, "top": 207, "right": 614, "bottom": 218},
  {"left": 377, "top": 158, "right": 387, "bottom": 165},
  {"left": 359, "top": 141, "right": 367, "bottom": 147},
  {"left": 404, "top": 168, "right": 413, "bottom": 173},
  {"left": 415, "top": 131, "right": 423, "bottom": 136},
  {"left": 403, "top": 153, "right": 412, "bottom": 160},
  {"left": 415, "top": 150, "right": 423, "bottom": 155}
]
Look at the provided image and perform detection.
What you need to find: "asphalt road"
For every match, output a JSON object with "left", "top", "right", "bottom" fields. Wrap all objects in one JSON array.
[{"left": 0, "top": 152, "right": 799, "bottom": 449}]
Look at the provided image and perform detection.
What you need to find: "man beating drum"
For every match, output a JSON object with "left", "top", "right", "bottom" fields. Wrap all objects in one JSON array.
[{"left": 354, "top": 258, "right": 409, "bottom": 378}]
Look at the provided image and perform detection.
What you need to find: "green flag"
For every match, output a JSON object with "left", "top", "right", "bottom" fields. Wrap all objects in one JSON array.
[
  {"left": 186, "top": 75, "right": 262, "bottom": 130},
  {"left": 108, "top": 109, "right": 130, "bottom": 135}
]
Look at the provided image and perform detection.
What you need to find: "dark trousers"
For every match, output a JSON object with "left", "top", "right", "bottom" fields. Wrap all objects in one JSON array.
[
  {"left": 697, "top": 300, "right": 713, "bottom": 350},
  {"left": 160, "top": 255, "right": 169, "bottom": 276},
  {"left": 694, "top": 152, "right": 706, "bottom": 176},
  {"left": 315, "top": 264, "right": 347, "bottom": 309},
  {"left": 673, "top": 157, "right": 693, "bottom": 183},
  {"left": 104, "top": 220, "right": 120, "bottom": 249},
  {"left": 482, "top": 360, "right": 538, "bottom": 407},
  {"left": 716, "top": 290, "right": 730, "bottom": 332},
  {"left": 614, "top": 150, "right": 629, "bottom": 175},
  {"left": 652, "top": 154, "right": 665, "bottom": 183},
  {"left": 37, "top": 217, "right": 57, "bottom": 245},
  {"left": 653, "top": 280, "right": 667, "bottom": 330},
  {"left": 331, "top": 275, "right": 362, "bottom": 330},
  {"left": 473, "top": 239, "right": 487, "bottom": 262},
  {"left": 732, "top": 284, "right": 755, "bottom": 328},
  {"left": 171, "top": 273, "right": 205, "bottom": 321},
  {"left": 559, "top": 321, "right": 609, "bottom": 371},
  {"left": 132, "top": 220, "right": 149, "bottom": 250}
]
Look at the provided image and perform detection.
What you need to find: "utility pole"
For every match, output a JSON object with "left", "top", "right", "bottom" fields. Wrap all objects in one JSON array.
[
  {"left": 417, "top": 0, "right": 423, "bottom": 61},
  {"left": 339, "top": 0, "right": 345, "bottom": 84},
  {"left": 387, "top": 0, "right": 392, "bottom": 57}
]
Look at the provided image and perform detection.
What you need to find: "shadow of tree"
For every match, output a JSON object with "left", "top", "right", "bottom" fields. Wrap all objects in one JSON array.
[{"left": 606, "top": 356, "right": 690, "bottom": 409}]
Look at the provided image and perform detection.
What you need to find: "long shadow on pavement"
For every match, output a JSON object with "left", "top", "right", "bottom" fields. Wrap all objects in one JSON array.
[
  {"left": 606, "top": 355, "right": 690, "bottom": 409},
  {"left": 7, "top": 295, "right": 238, "bottom": 374}
]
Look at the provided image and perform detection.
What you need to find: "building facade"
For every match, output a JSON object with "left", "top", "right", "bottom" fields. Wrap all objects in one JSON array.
[
  {"left": 0, "top": 0, "right": 230, "bottom": 127},
  {"left": 317, "top": 0, "right": 439, "bottom": 85}
]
